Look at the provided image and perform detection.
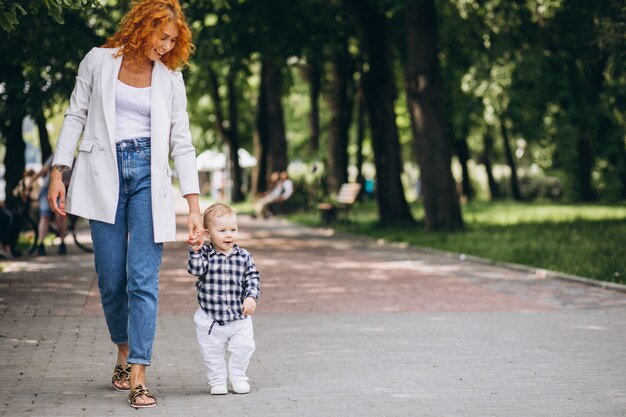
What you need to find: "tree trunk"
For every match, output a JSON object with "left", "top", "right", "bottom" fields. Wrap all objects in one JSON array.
[
  {"left": 206, "top": 64, "right": 244, "bottom": 202},
  {"left": 452, "top": 131, "right": 473, "bottom": 201},
  {"left": 404, "top": 0, "right": 462, "bottom": 230},
  {"left": 499, "top": 119, "right": 521, "bottom": 200},
  {"left": 301, "top": 63, "right": 321, "bottom": 154},
  {"left": 576, "top": 132, "right": 595, "bottom": 201},
  {"left": 344, "top": 0, "right": 413, "bottom": 225},
  {"left": 35, "top": 109, "right": 52, "bottom": 164},
  {"left": 621, "top": 166, "right": 626, "bottom": 200},
  {"left": 614, "top": 145, "right": 626, "bottom": 200},
  {"left": 569, "top": 54, "right": 606, "bottom": 201},
  {"left": 226, "top": 71, "right": 243, "bottom": 202},
  {"left": 355, "top": 82, "right": 366, "bottom": 188},
  {"left": 253, "top": 59, "right": 288, "bottom": 194},
  {"left": 482, "top": 130, "right": 500, "bottom": 200},
  {"left": 3, "top": 113, "right": 26, "bottom": 210},
  {"left": 327, "top": 45, "right": 354, "bottom": 194},
  {"left": 263, "top": 60, "right": 288, "bottom": 176},
  {"left": 252, "top": 76, "right": 269, "bottom": 195},
  {"left": 251, "top": 126, "right": 267, "bottom": 195}
]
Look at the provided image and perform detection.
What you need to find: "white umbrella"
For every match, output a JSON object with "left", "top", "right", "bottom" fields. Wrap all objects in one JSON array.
[
  {"left": 196, "top": 150, "right": 226, "bottom": 172},
  {"left": 196, "top": 148, "right": 257, "bottom": 172}
]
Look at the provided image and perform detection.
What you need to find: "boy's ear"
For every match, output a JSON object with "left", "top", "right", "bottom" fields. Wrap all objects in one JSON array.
[{"left": 204, "top": 229, "right": 211, "bottom": 239}]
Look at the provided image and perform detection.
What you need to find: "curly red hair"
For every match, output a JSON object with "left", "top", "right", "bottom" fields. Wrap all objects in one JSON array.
[{"left": 103, "top": 0, "right": 193, "bottom": 70}]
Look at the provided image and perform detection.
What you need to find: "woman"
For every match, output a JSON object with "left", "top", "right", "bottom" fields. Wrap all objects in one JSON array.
[{"left": 48, "top": 0, "right": 203, "bottom": 408}]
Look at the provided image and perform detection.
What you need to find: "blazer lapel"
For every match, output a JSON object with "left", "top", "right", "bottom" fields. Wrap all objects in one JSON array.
[
  {"left": 150, "top": 60, "right": 171, "bottom": 147},
  {"left": 101, "top": 48, "right": 123, "bottom": 148}
]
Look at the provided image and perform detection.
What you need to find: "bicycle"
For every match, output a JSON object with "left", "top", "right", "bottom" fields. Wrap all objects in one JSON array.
[{"left": 46, "top": 212, "right": 94, "bottom": 254}]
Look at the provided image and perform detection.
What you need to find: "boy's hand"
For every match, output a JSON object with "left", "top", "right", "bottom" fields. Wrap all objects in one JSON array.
[
  {"left": 189, "top": 231, "right": 204, "bottom": 252},
  {"left": 243, "top": 297, "right": 256, "bottom": 315}
]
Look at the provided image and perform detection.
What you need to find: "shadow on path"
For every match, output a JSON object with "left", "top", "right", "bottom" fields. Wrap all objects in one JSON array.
[{"left": 1, "top": 216, "right": 626, "bottom": 417}]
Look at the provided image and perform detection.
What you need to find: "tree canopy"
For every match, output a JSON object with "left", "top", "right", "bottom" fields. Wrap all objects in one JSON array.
[{"left": 1, "top": 0, "right": 625, "bottom": 222}]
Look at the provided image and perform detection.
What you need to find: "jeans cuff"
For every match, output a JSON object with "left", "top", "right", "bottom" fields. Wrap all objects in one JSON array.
[{"left": 127, "top": 358, "right": 151, "bottom": 366}]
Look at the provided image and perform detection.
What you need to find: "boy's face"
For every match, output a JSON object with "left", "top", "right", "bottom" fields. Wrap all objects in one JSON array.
[{"left": 206, "top": 213, "right": 238, "bottom": 255}]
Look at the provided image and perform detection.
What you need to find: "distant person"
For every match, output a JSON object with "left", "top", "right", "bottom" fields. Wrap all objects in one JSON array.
[
  {"left": 48, "top": 0, "right": 203, "bottom": 408},
  {"left": 211, "top": 169, "right": 225, "bottom": 201},
  {"left": 254, "top": 171, "right": 282, "bottom": 219},
  {"left": 14, "top": 169, "right": 41, "bottom": 202},
  {"left": 277, "top": 171, "right": 293, "bottom": 202},
  {"left": 33, "top": 154, "right": 69, "bottom": 256},
  {"left": 364, "top": 177, "right": 375, "bottom": 200},
  {"left": 188, "top": 203, "right": 260, "bottom": 395}
]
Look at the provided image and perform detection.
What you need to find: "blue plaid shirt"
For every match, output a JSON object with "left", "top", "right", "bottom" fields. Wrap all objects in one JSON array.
[{"left": 188, "top": 244, "right": 260, "bottom": 323}]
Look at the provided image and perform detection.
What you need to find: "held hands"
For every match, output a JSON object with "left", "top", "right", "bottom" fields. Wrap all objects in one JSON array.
[
  {"left": 187, "top": 211, "right": 204, "bottom": 251},
  {"left": 243, "top": 297, "right": 257, "bottom": 315}
]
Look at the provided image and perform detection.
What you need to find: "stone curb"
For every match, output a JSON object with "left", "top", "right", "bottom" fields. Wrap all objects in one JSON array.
[{"left": 409, "top": 245, "right": 626, "bottom": 294}]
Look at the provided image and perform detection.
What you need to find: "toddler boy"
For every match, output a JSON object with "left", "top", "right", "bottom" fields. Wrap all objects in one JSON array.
[{"left": 188, "top": 203, "right": 260, "bottom": 394}]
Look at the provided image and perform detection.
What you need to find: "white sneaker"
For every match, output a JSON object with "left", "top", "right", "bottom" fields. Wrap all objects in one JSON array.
[
  {"left": 210, "top": 381, "right": 228, "bottom": 395},
  {"left": 229, "top": 374, "right": 250, "bottom": 394}
]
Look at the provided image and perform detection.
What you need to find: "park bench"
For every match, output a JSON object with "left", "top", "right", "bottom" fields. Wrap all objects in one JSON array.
[{"left": 318, "top": 182, "right": 362, "bottom": 224}]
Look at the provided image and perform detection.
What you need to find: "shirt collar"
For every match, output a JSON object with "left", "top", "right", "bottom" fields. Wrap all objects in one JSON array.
[{"left": 207, "top": 243, "right": 241, "bottom": 258}]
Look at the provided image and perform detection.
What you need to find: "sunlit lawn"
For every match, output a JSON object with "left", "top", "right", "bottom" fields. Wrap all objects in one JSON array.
[{"left": 282, "top": 200, "right": 626, "bottom": 284}]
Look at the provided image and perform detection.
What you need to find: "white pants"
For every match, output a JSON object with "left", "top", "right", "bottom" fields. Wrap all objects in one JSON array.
[{"left": 193, "top": 308, "right": 256, "bottom": 386}]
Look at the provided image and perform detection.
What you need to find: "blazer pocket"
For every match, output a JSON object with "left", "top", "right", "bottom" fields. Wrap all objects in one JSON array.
[
  {"left": 77, "top": 139, "right": 96, "bottom": 175},
  {"left": 78, "top": 140, "right": 95, "bottom": 152}
]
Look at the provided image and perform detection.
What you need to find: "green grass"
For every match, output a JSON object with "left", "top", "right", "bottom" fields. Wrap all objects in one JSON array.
[{"left": 284, "top": 200, "right": 626, "bottom": 285}]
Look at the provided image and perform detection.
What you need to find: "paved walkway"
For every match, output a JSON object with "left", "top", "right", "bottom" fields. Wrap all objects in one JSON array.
[{"left": 1, "top": 214, "right": 625, "bottom": 416}]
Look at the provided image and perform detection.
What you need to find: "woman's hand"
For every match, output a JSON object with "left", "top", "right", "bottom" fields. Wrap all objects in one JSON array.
[
  {"left": 184, "top": 194, "right": 204, "bottom": 250},
  {"left": 48, "top": 167, "right": 67, "bottom": 217},
  {"left": 243, "top": 297, "right": 256, "bottom": 315},
  {"left": 187, "top": 211, "right": 204, "bottom": 250}
]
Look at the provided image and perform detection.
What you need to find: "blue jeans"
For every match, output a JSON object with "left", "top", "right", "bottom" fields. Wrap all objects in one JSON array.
[{"left": 90, "top": 138, "right": 163, "bottom": 365}]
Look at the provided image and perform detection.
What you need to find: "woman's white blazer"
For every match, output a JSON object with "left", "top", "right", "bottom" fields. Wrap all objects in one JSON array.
[{"left": 52, "top": 47, "right": 199, "bottom": 243}]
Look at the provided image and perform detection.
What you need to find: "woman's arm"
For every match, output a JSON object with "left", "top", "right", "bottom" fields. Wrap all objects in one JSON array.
[
  {"left": 169, "top": 72, "right": 199, "bottom": 196},
  {"left": 169, "top": 71, "right": 203, "bottom": 245},
  {"left": 53, "top": 47, "right": 97, "bottom": 169},
  {"left": 50, "top": 47, "right": 98, "bottom": 216}
]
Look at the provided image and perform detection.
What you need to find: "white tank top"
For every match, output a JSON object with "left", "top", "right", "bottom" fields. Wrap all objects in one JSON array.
[{"left": 115, "top": 80, "right": 151, "bottom": 142}]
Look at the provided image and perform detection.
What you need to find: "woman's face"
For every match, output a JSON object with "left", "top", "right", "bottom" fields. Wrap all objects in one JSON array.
[{"left": 145, "top": 21, "right": 179, "bottom": 62}]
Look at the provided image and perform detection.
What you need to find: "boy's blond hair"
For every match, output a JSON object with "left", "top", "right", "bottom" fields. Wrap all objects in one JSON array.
[{"left": 203, "top": 203, "right": 236, "bottom": 229}]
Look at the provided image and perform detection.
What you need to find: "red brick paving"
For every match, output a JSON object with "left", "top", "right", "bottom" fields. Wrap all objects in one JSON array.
[{"left": 3, "top": 215, "right": 625, "bottom": 318}]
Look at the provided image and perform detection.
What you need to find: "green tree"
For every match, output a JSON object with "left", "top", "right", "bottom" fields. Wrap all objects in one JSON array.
[
  {"left": 451, "top": 0, "right": 625, "bottom": 201},
  {"left": 0, "top": 0, "right": 102, "bottom": 32},
  {"left": 185, "top": 1, "right": 252, "bottom": 201},
  {"left": 0, "top": 7, "right": 100, "bottom": 207},
  {"left": 344, "top": 0, "right": 414, "bottom": 225},
  {"left": 404, "top": 0, "right": 463, "bottom": 230},
  {"left": 542, "top": 0, "right": 624, "bottom": 201}
]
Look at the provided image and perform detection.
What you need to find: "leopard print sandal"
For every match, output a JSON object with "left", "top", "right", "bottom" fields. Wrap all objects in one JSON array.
[
  {"left": 111, "top": 364, "right": 131, "bottom": 391},
  {"left": 128, "top": 384, "right": 157, "bottom": 408}
]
